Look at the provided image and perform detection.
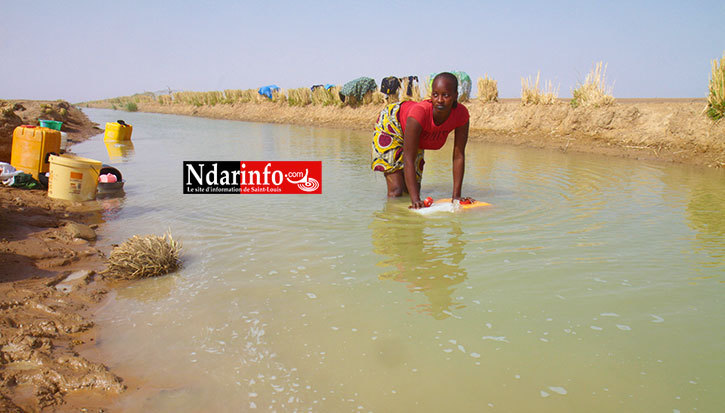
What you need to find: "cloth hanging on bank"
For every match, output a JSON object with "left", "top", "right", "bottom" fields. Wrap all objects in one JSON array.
[
  {"left": 340, "top": 77, "right": 377, "bottom": 101},
  {"left": 404, "top": 75, "right": 418, "bottom": 97},
  {"left": 258, "top": 85, "right": 280, "bottom": 99},
  {"left": 380, "top": 76, "right": 401, "bottom": 95},
  {"left": 311, "top": 84, "right": 336, "bottom": 91}
]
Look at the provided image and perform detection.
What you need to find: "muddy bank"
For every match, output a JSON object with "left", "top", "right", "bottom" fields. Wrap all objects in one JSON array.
[
  {"left": 1, "top": 100, "right": 103, "bottom": 163},
  {"left": 0, "top": 102, "right": 122, "bottom": 411},
  {"left": 88, "top": 98, "right": 724, "bottom": 168}
]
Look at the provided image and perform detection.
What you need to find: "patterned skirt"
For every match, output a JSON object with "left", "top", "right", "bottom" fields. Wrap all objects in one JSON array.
[{"left": 370, "top": 103, "right": 425, "bottom": 182}]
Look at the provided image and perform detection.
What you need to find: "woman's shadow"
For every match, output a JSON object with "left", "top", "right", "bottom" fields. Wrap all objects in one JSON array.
[{"left": 370, "top": 200, "right": 468, "bottom": 319}]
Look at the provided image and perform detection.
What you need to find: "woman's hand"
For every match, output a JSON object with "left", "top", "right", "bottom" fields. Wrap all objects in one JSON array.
[{"left": 409, "top": 198, "right": 426, "bottom": 209}]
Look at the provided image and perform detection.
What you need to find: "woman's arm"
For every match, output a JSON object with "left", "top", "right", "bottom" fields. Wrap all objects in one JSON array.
[
  {"left": 451, "top": 121, "right": 470, "bottom": 199},
  {"left": 403, "top": 117, "right": 424, "bottom": 208}
]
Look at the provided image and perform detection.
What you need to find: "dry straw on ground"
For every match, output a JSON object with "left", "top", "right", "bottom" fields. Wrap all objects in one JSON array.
[
  {"left": 521, "top": 72, "right": 559, "bottom": 105},
  {"left": 706, "top": 52, "right": 725, "bottom": 121},
  {"left": 477, "top": 74, "right": 499, "bottom": 102},
  {"left": 571, "top": 61, "right": 615, "bottom": 108},
  {"left": 104, "top": 233, "right": 181, "bottom": 280}
]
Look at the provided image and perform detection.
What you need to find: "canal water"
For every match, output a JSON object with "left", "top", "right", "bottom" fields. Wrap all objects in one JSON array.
[{"left": 76, "top": 108, "right": 723, "bottom": 412}]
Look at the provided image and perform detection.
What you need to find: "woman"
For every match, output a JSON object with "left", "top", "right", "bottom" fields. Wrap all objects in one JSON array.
[{"left": 371, "top": 72, "right": 470, "bottom": 208}]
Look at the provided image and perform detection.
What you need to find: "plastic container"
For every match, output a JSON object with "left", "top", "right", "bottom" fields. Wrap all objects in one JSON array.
[
  {"left": 97, "top": 165, "right": 125, "bottom": 195},
  {"left": 47, "top": 154, "right": 102, "bottom": 201},
  {"left": 104, "top": 121, "right": 133, "bottom": 141},
  {"left": 39, "top": 119, "right": 63, "bottom": 130},
  {"left": 60, "top": 132, "right": 68, "bottom": 151},
  {"left": 10, "top": 125, "right": 61, "bottom": 179}
]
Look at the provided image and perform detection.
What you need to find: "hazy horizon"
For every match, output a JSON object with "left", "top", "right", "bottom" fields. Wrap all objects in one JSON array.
[{"left": 2, "top": 0, "right": 723, "bottom": 103}]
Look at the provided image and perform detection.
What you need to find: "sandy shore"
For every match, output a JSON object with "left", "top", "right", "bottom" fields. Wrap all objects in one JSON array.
[
  {"left": 0, "top": 101, "right": 125, "bottom": 411},
  {"left": 89, "top": 98, "right": 725, "bottom": 168}
]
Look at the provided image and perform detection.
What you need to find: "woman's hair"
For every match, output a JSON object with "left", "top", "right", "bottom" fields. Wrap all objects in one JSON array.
[{"left": 432, "top": 72, "right": 459, "bottom": 108}]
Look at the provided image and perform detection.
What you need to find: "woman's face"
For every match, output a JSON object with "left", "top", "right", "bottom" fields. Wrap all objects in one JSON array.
[{"left": 431, "top": 78, "right": 457, "bottom": 112}]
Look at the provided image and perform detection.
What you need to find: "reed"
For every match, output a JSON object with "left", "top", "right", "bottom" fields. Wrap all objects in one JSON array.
[
  {"left": 706, "top": 52, "right": 725, "bottom": 121},
  {"left": 311, "top": 86, "right": 343, "bottom": 106},
  {"left": 271, "top": 88, "right": 287, "bottom": 104},
  {"left": 287, "top": 88, "right": 312, "bottom": 106},
  {"left": 371, "top": 91, "right": 386, "bottom": 105},
  {"left": 521, "top": 72, "right": 559, "bottom": 105},
  {"left": 477, "top": 74, "right": 499, "bottom": 102},
  {"left": 104, "top": 232, "right": 181, "bottom": 280},
  {"left": 400, "top": 77, "right": 421, "bottom": 101},
  {"left": 228, "top": 89, "right": 262, "bottom": 103},
  {"left": 157, "top": 94, "right": 173, "bottom": 105},
  {"left": 570, "top": 61, "right": 615, "bottom": 108},
  {"left": 223, "top": 89, "right": 243, "bottom": 103},
  {"left": 131, "top": 93, "right": 155, "bottom": 104}
]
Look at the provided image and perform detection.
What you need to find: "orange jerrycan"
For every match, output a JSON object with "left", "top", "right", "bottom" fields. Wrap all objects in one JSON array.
[{"left": 10, "top": 125, "right": 61, "bottom": 179}]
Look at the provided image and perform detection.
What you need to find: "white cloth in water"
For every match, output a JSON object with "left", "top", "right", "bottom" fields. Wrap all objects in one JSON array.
[{"left": 411, "top": 200, "right": 462, "bottom": 215}]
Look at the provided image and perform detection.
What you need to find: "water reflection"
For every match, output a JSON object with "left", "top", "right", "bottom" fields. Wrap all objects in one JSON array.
[
  {"left": 105, "top": 141, "right": 135, "bottom": 162},
  {"left": 659, "top": 165, "right": 725, "bottom": 266},
  {"left": 370, "top": 201, "right": 467, "bottom": 319},
  {"left": 687, "top": 181, "right": 725, "bottom": 265}
]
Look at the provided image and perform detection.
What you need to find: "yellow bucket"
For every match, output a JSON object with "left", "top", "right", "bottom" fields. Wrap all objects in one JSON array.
[{"left": 48, "top": 154, "right": 102, "bottom": 201}]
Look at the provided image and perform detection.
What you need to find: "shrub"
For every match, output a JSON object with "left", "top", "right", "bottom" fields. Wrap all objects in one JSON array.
[
  {"left": 570, "top": 61, "right": 615, "bottom": 108},
  {"left": 477, "top": 74, "right": 499, "bottom": 102},
  {"left": 706, "top": 52, "right": 725, "bottom": 121},
  {"left": 125, "top": 102, "right": 138, "bottom": 112},
  {"left": 104, "top": 233, "right": 181, "bottom": 280},
  {"left": 521, "top": 72, "right": 559, "bottom": 105}
]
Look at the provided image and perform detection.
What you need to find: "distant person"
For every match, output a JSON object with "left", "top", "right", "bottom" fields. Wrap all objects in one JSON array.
[{"left": 371, "top": 72, "right": 470, "bottom": 208}]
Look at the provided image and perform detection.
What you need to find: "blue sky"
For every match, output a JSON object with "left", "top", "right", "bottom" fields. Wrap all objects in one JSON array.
[{"left": 2, "top": 0, "right": 723, "bottom": 102}]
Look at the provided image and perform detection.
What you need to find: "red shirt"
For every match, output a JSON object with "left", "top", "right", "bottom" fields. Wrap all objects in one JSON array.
[{"left": 398, "top": 100, "right": 470, "bottom": 150}]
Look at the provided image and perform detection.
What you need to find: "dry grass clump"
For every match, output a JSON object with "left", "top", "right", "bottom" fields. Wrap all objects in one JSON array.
[
  {"left": 104, "top": 233, "right": 182, "bottom": 280},
  {"left": 288, "top": 88, "right": 312, "bottom": 106},
  {"left": 371, "top": 91, "right": 386, "bottom": 105},
  {"left": 400, "top": 77, "right": 421, "bottom": 101},
  {"left": 271, "top": 89, "right": 287, "bottom": 104},
  {"left": 311, "top": 86, "right": 342, "bottom": 106},
  {"left": 174, "top": 91, "right": 224, "bottom": 106},
  {"left": 157, "top": 94, "right": 173, "bottom": 105},
  {"left": 132, "top": 93, "right": 155, "bottom": 104},
  {"left": 477, "top": 74, "right": 499, "bottom": 102},
  {"left": 571, "top": 61, "right": 615, "bottom": 108},
  {"left": 706, "top": 52, "right": 725, "bottom": 121},
  {"left": 521, "top": 72, "right": 559, "bottom": 105},
  {"left": 225, "top": 89, "right": 256, "bottom": 103}
]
